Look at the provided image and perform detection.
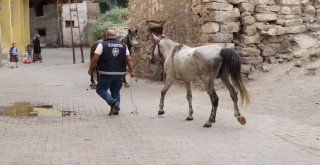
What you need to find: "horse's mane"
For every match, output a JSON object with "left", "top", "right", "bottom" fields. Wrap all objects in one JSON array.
[
  {"left": 120, "top": 35, "right": 128, "bottom": 45},
  {"left": 171, "top": 44, "right": 184, "bottom": 58},
  {"left": 90, "top": 40, "right": 103, "bottom": 59},
  {"left": 169, "top": 44, "right": 184, "bottom": 78}
]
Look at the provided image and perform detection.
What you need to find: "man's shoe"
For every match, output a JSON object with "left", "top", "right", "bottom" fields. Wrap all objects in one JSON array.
[
  {"left": 109, "top": 102, "right": 116, "bottom": 116},
  {"left": 113, "top": 111, "right": 119, "bottom": 115},
  {"left": 109, "top": 101, "right": 120, "bottom": 116}
]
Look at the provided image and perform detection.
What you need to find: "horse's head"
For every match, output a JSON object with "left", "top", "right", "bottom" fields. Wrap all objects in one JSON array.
[
  {"left": 150, "top": 33, "right": 166, "bottom": 64},
  {"left": 128, "top": 29, "right": 139, "bottom": 47}
]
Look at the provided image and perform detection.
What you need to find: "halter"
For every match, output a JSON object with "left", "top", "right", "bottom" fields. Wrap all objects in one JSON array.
[{"left": 154, "top": 35, "right": 166, "bottom": 58}]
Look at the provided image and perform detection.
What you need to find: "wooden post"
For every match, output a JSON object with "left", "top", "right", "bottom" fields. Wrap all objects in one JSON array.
[
  {"left": 69, "top": 0, "right": 75, "bottom": 64},
  {"left": 75, "top": 0, "right": 84, "bottom": 63}
]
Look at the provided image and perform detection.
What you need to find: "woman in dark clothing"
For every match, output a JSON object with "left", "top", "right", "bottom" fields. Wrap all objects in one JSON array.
[{"left": 33, "top": 34, "right": 42, "bottom": 62}]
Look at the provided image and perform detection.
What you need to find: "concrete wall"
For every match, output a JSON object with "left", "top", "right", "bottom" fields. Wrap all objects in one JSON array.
[
  {"left": 62, "top": 1, "right": 88, "bottom": 47},
  {"left": 129, "top": 0, "right": 320, "bottom": 79},
  {"left": 30, "top": 4, "right": 59, "bottom": 47}
]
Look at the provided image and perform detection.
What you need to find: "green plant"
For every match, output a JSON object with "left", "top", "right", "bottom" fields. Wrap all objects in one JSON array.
[
  {"left": 89, "top": 7, "right": 128, "bottom": 43},
  {"left": 305, "top": 69, "right": 316, "bottom": 76},
  {"left": 309, "top": 52, "right": 320, "bottom": 61},
  {"left": 281, "top": 40, "right": 292, "bottom": 52},
  {"left": 305, "top": 27, "right": 312, "bottom": 32}
]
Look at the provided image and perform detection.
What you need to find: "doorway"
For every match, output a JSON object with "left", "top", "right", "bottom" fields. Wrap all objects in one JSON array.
[{"left": 37, "top": 28, "right": 47, "bottom": 47}]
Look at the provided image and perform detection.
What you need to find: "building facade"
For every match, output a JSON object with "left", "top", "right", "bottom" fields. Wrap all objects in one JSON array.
[
  {"left": 0, "top": 0, "right": 128, "bottom": 54},
  {"left": 29, "top": 0, "right": 97, "bottom": 47},
  {"left": 28, "top": 0, "right": 125, "bottom": 47},
  {"left": 0, "top": 0, "right": 30, "bottom": 54}
]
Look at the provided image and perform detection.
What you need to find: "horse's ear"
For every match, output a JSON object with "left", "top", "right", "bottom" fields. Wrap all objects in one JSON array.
[{"left": 152, "top": 33, "right": 159, "bottom": 41}]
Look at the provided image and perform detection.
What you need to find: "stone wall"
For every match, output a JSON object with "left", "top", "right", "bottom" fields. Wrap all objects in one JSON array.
[
  {"left": 128, "top": 0, "right": 202, "bottom": 80},
  {"left": 128, "top": 0, "right": 320, "bottom": 79}
]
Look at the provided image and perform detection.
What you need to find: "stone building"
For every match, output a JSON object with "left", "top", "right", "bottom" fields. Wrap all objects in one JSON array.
[
  {"left": 61, "top": 2, "right": 90, "bottom": 47},
  {"left": 29, "top": 0, "right": 127, "bottom": 47},
  {"left": 128, "top": 0, "right": 320, "bottom": 79},
  {"left": 29, "top": 0, "right": 100, "bottom": 47}
]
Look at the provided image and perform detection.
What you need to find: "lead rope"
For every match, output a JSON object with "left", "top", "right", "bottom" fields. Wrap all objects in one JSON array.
[{"left": 130, "top": 76, "right": 139, "bottom": 115}]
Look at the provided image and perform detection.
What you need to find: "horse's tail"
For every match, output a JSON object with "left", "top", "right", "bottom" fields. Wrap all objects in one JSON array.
[{"left": 219, "top": 48, "right": 250, "bottom": 105}]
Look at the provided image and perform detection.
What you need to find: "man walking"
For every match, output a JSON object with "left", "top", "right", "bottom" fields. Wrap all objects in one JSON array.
[{"left": 88, "top": 29, "right": 134, "bottom": 116}]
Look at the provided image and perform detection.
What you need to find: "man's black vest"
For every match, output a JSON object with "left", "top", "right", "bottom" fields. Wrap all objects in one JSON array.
[{"left": 97, "top": 39, "right": 127, "bottom": 75}]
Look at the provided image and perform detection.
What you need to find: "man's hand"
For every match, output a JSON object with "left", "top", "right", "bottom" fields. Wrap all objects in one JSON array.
[
  {"left": 88, "top": 68, "right": 93, "bottom": 75},
  {"left": 88, "top": 54, "right": 100, "bottom": 76}
]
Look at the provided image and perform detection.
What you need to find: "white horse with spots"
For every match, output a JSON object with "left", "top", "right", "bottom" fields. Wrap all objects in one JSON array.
[{"left": 150, "top": 34, "right": 250, "bottom": 127}]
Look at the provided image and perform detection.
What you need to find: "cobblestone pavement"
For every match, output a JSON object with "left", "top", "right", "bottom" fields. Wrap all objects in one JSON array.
[{"left": 0, "top": 48, "right": 319, "bottom": 165}]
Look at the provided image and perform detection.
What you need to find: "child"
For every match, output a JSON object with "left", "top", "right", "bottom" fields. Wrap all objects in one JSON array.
[
  {"left": 26, "top": 44, "right": 33, "bottom": 60},
  {"left": 9, "top": 43, "right": 19, "bottom": 68}
]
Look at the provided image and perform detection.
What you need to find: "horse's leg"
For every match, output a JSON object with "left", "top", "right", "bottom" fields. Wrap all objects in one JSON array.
[
  {"left": 202, "top": 77, "right": 219, "bottom": 127},
  {"left": 185, "top": 81, "right": 193, "bottom": 120},
  {"left": 158, "top": 80, "right": 173, "bottom": 115},
  {"left": 220, "top": 72, "right": 246, "bottom": 125},
  {"left": 95, "top": 66, "right": 100, "bottom": 84},
  {"left": 90, "top": 67, "right": 98, "bottom": 89},
  {"left": 90, "top": 73, "right": 94, "bottom": 84},
  {"left": 204, "top": 89, "right": 219, "bottom": 127},
  {"left": 90, "top": 73, "right": 96, "bottom": 89},
  {"left": 91, "top": 71, "right": 95, "bottom": 83}
]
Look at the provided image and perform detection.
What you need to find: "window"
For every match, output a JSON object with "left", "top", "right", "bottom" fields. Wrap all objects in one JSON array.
[
  {"left": 37, "top": 28, "right": 46, "bottom": 36},
  {"left": 65, "top": 20, "right": 75, "bottom": 28},
  {"left": 35, "top": 5, "right": 44, "bottom": 17}
]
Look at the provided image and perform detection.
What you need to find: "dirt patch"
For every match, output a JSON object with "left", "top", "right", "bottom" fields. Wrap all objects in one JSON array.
[{"left": 246, "top": 58, "right": 320, "bottom": 126}]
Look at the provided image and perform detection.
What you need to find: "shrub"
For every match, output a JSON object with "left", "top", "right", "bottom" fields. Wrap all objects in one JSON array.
[{"left": 89, "top": 7, "right": 128, "bottom": 43}]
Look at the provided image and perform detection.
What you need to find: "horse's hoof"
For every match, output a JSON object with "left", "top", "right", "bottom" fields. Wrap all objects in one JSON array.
[
  {"left": 90, "top": 84, "right": 97, "bottom": 90},
  {"left": 186, "top": 116, "right": 193, "bottom": 121},
  {"left": 203, "top": 122, "right": 212, "bottom": 128},
  {"left": 158, "top": 111, "right": 165, "bottom": 115},
  {"left": 237, "top": 116, "right": 246, "bottom": 125}
]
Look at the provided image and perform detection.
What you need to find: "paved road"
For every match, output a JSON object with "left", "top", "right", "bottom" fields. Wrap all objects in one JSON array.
[{"left": 0, "top": 48, "right": 319, "bottom": 164}]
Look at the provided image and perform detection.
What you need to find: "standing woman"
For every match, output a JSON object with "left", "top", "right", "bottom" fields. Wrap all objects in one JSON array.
[
  {"left": 9, "top": 43, "right": 19, "bottom": 68},
  {"left": 33, "top": 34, "right": 42, "bottom": 62}
]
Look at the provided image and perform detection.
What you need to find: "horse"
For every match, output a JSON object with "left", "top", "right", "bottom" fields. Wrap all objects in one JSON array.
[
  {"left": 89, "top": 40, "right": 102, "bottom": 89},
  {"left": 89, "top": 29, "right": 139, "bottom": 89},
  {"left": 120, "top": 29, "right": 139, "bottom": 54},
  {"left": 120, "top": 29, "right": 139, "bottom": 87},
  {"left": 150, "top": 34, "right": 250, "bottom": 127}
]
